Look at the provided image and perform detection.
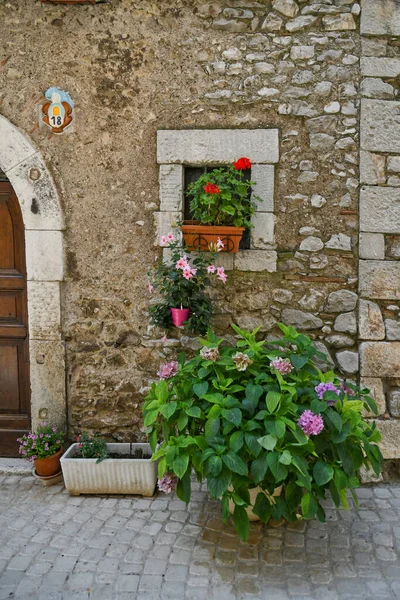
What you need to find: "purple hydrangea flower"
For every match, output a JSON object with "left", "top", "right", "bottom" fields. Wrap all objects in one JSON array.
[
  {"left": 298, "top": 410, "right": 324, "bottom": 436},
  {"left": 315, "top": 382, "right": 340, "bottom": 405},
  {"left": 158, "top": 472, "right": 178, "bottom": 494},
  {"left": 270, "top": 357, "right": 293, "bottom": 375},
  {"left": 157, "top": 361, "right": 179, "bottom": 380}
]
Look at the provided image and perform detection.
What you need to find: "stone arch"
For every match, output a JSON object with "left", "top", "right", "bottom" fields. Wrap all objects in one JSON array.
[{"left": 0, "top": 115, "right": 66, "bottom": 432}]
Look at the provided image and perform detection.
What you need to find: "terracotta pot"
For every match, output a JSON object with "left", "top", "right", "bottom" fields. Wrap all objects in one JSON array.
[
  {"left": 228, "top": 485, "right": 283, "bottom": 522},
  {"left": 181, "top": 221, "right": 245, "bottom": 254},
  {"left": 170, "top": 308, "right": 190, "bottom": 327},
  {"left": 34, "top": 447, "right": 64, "bottom": 477}
]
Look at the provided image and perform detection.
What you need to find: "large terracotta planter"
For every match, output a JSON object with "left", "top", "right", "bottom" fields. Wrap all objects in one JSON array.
[
  {"left": 34, "top": 447, "right": 63, "bottom": 477},
  {"left": 181, "top": 221, "right": 245, "bottom": 253},
  {"left": 228, "top": 485, "right": 283, "bottom": 522},
  {"left": 171, "top": 308, "right": 190, "bottom": 327}
]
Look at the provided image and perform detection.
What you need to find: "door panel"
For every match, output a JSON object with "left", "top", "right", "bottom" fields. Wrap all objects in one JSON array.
[{"left": 0, "top": 182, "right": 30, "bottom": 456}]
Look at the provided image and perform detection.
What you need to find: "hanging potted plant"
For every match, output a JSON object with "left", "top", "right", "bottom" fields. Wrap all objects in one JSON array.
[
  {"left": 148, "top": 232, "right": 227, "bottom": 334},
  {"left": 17, "top": 423, "right": 65, "bottom": 484},
  {"left": 143, "top": 324, "right": 383, "bottom": 541},
  {"left": 182, "top": 157, "right": 260, "bottom": 253}
]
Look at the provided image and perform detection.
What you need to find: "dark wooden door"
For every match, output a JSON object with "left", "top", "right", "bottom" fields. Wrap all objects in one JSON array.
[{"left": 0, "top": 182, "right": 30, "bottom": 456}]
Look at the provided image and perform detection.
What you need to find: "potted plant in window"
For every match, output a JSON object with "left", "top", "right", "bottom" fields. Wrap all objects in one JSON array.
[
  {"left": 182, "top": 157, "right": 260, "bottom": 253},
  {"left": 60, "top": 433, "right": 158, "bottom": 496},
  {"left": 143, "top": 324, "right": 383, "bottom": 541},
  {"left": 17, "top": 423, "right": 64, "bottom": 484},
  {"left": 148, "top": 232, "right": 227, "bottom": 334}
]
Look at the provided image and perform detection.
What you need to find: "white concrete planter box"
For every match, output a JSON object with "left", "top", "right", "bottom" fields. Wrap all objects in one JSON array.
[{"left": 61, "top": 443, "right": 158, "bottom": 497}]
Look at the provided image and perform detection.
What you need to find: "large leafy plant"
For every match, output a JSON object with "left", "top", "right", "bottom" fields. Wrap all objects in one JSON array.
[
  {"left": 148, "top": 233, "right": 226, "bottom": 335},
  {"left": 143, "top": 324, "right": 383, "bottom": 541},
  {"left": 185, "top": 158, "right": 260, "bottom": 228}
]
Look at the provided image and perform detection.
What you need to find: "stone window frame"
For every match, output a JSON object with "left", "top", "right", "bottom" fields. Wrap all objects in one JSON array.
[{"left": 155, "top": 129, "right": 279, "bottom": 272}]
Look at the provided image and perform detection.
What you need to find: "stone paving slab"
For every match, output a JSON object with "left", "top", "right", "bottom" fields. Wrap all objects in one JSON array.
[{"left": 0, "top": 475, "right": 399, "bottom": 600}]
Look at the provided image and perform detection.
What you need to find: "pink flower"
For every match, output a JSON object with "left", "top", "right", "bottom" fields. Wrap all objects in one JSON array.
[
  {"left": 157, "top": 361, "right": 179, "bottom": 380},
  {"left": 232, "top": 352, "right": 253, "bottom": 371},
  {"left": 158, "top": 472, "right": 178, "bottom": 494},
  {"left": 166, "top": 232, "right": 175, "bottom": 242},
  {"left": 160, "top": 235, "right": 168, "bottom": 246},
  {"left": 161, "top": 335, "right": 168, "bottom": 343},
  {"left": 216, "top": 238, "right": 224, "bottom": 251},
  {"left": 182, "top": 267, "right": 193, "bottom": 280},
  {"left": 315, "top": 382, "right": 340, "bottom": 405},
  {"left": 200, "top": 346, "right": 220, "bottom": 362},
  {"left": 176, "top": 257, "right": 188, "bottom": 270},
  {"left": 217, "top": 266, "right": 227, "bottom": 283},
  {"left": 190, "top": 268, "right": 197, "bottom": 276},
  {"left": 298, "top": 410, "right": 324, "bottom": 436},
  {"left": 270, "top": 357, "right": 293, "bottom": 375},
  {"left": 148, "top": 283, "right": 154, "bottom": 294},
  {"left": 207, "top": 265, "right": 216, "bottom": 274}
]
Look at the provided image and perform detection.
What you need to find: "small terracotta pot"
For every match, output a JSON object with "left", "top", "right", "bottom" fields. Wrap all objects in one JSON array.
[
  {"left": 34, "top": 447, "right": 64, "bottom": 477},
  {"left": 228, "top": 485, "right": 283, "bottom": 522},
  {"left": 170, "top": 308, "right": 190, "bottom": 327},
  {"left": 181, "top": 221, "right": 245, "bottom": 254}
]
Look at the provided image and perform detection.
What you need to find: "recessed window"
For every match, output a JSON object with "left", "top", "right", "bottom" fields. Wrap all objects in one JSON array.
[{"left": 183, "top": 166, "right": 251, "bottom": 250}]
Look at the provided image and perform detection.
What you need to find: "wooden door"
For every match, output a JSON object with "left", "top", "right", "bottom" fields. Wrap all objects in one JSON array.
[{"left": 0, "top": 182, "right": 30, "bottom": 456}]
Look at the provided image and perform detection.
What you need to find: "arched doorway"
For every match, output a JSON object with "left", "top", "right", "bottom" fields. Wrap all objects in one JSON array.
[
  {"left": 0, "top": 115, "right": 66, "bottom": 456},
  {"left": 0, "top": 178, "right": 30, "bottom": 455}
]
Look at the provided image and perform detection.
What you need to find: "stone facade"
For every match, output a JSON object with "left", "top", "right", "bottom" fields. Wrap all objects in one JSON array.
[{"left": 0, "top": 0, "right": 399, "bottom": 458}]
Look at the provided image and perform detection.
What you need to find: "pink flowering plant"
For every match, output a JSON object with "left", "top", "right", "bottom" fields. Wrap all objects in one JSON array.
[
  {"left": 143, "top": 323, "right": 382, "bottom": 542},
  {"left": 148, "top": 233, "right": 227, "bottom": 335},
  {"left": 17, "top": 423, "right": 64, "bottom": 462}
]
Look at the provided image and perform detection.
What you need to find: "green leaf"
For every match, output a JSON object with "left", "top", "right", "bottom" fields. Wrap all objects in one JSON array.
[
  {"left": 176, "top": 471, "right": 191, "bottom": 504},
  {"left": 155, "top": 380, "right": 169, "bottom": 402},
  {"left": 325, "top": 409, "right": 342, "bottom": 432},
  {"left": 275, "top": 420, "right": 286, "bottom": 439},
  {"left": 251, "top": 456, "right": 268, "bottom": 483},
  {"left": 160, "top": 401, "right": 178, "bottom": 420},
  {"left": 207, "top": 469, "right": 232, "bottom": 499},
  {"left": 233, "top": 505, "right": 250, "bottom": 542},
  {"left": 193, "top": 382, "right": 209, "bottom": 398},
  {"left": 177, "top": 414, "right": 189, "bottom": 431},
  {"left": 158, "top": 456, "right": 167, "bottom": 479},
  {"left": 266, "top": 391, "right": 281, "bottom": 413},
  {"left": 258, "top": 435, "right": 277, "bottom": 451},
  {"left": 329, "top": 480, "right": 340, "bottom": 508},
  {"left": 221, "top": 495, "right": 230, "bottom": 521},
  {"left": 245, "top": 383, "right": 264, "bottom": 409},
  {"left": 267, "top": 452, "right": 288, "bottom": 482},
  {"left": 222, "top": 408, "right": 242, "bottom": 427},
  {"left": 230, "top": 431, "right": 244, "bottom": 453},
  {"left": 289, "top": 354, "right": 308, "bottom": 370},
  {"left": 207, "top": 454, "right": 222, "bottom": 477},
  {"left": 205, "top": 418, "right": 220, "bottom": 441},
  {"left": 313, "top": 461, "right": 334, "bottom": 486},
  {"left": 334, "top": 468, "right": 348, "bottom": 490},
  {"left": 173, "top": 453, "right": 189, "bottom": 479},
  {"left": 279, "top": 450, "right": 292, "bottom": 465},
  {"left": 292, "top": 426, "right": 309, "bottom": 446},
  {"left": 252, "top": 492, "right": 272, "bottom": 522},
  {"left": 291, "top": 454, "right": 309, "bottom": 477},
  {"left": 285, "top": 480, "right": 303, "bottom": 513},
  {"left": 222, "top": 452, "right": 248, "bottom": 476},
  {"left": 143, "top": 410, "right": 158, "bottom": 427},
  {"left": 301, "top": 491, "right": 318, "bottom": 519},
  {"left": 245, "top": 433, "right": 262, "bottom": 457},
  {"left": 186, "top": 406, "right": 202, "bottom": 418},
  {"left": 339, "top": 488, "right": 349, "bottom": 510}
]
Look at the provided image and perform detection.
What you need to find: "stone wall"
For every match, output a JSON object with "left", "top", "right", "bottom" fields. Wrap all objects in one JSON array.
[{"left": 0, "top": 0, "right": 398, "bottom": 457}]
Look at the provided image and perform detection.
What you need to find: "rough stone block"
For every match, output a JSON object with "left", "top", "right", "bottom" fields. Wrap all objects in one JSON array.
[
  {"left": 0, "top": 115, "right": 36, "bottom": 172},
  {"left": 290, "top": 46, "right": 315, "bottom": 61},
  {"left": 388, "top": 390, "right": 400, "bottom": 418},
  {"left": 251, "top": 164, "right": 274, "bottom": 212},
  {"left": 359, "top": 233, "right": 385, "bottom": 260},
  {"left": 334, "top": 312, "right": 357, "bottom": 334},
  {"left": 159, "top": 165, "right": 183, "bottom": 212},
  {"left": 361, "top": 99, "right": 400, "bottom": 153},
  {"left": 387, "top": 156, "right": 400, "bottom": 173},
  {"left": 214, "top": 252, "right": 234, "bottom": 272},
  {"left": 360, "top": 151, "right": 386, "bottom": 185},
  {"left": 27, "top": 281, "right": 61, "bottom": 341},
  {"left": 359, "top": 299, "right": 385, "bottom": 340},
  {"left": 25, "top": 231, "right": 64, "bottom": 282},
  {"left": 325, "top": 290, "right": 357, "bottom": 313},
  {"left": 157, "top": 130, "right": 279, "bottom": 165},
  {"left": 385, "top": 318, "right": 400, "bottom": 340},
  {"left": 6, "top": 154, "right": 64, "bottom": 231},
  {"left": 336, "top": 350, "right": 359, "bottom": 374},
  {"left": 234, "top": 250, "right": 277, "bottom": 272},
  {"left": 361, "top": 37, "right": 388, "bottom": 57},
  {"left": 29, "top": 339, "right": 66, "bottom": 431},
  {"left": 375, "top": 420, "right": 400, "bottom": 459},
  {"left": 360, "top": 187, "right": 400, "bottom": 234},
  {"left": 360, "top": 342, "right": 400, "bottom": 377},
  {"left": 359, "top": 261, "right": 400, "bottom": 300},
  {"left": 361, "top": 0, "right": 400, "bottom": 36},
  {"left": 360, "top": 377, "right": 386, "bottom": 416},
  {"left": 361, "top": 57, "right": 400, "bottom": 78},
  {"left": 322, "top": 14, "right": 356, "bottom": 31},
  {"left": 251, "top": 213, "right": 275, "bottom": 249},
  {"left": 154, "top": 212, "right": 180, "bottom": 245},
  {"left": 281, "top": 308, "right": 322, "bottom": 330},
  {"left": 360, "top": 77, "right": 394, "bottom": 100}
]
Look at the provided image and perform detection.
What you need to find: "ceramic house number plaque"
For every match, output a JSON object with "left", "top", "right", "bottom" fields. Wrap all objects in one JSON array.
[{"left": 42, "top": 87, "right": 74, "bottom": 134}]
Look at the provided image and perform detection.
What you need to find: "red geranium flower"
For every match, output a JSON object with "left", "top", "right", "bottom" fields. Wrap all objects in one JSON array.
[
  {"left": 234, "top": 157, "right": 251, "bottom": 170},
  {"left": 203, "top": 182, "right": 221, "bottom": 194}
]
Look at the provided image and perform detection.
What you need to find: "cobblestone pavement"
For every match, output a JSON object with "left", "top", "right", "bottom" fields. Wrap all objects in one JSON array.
[{"left": 0, "top": 476, "right": 399, "bottom": 600}]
